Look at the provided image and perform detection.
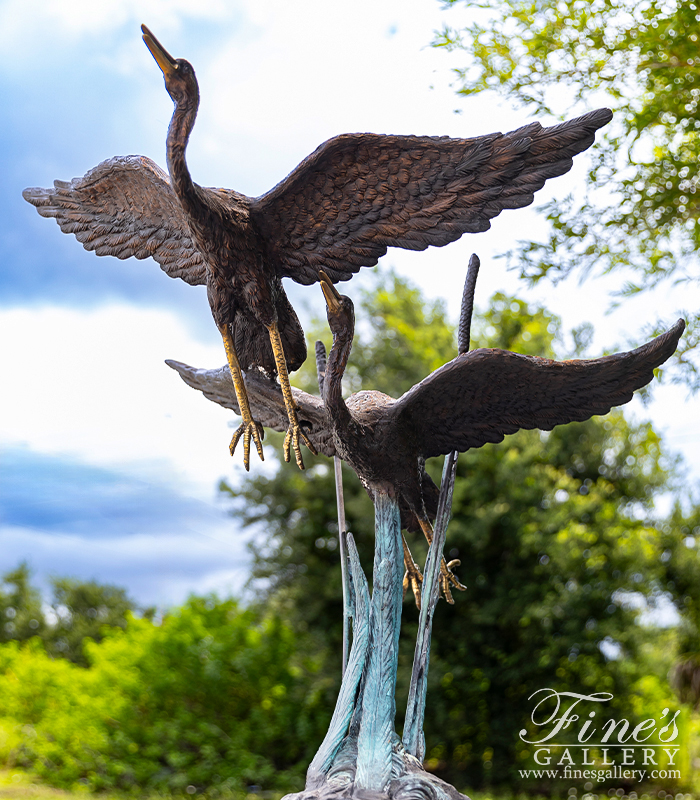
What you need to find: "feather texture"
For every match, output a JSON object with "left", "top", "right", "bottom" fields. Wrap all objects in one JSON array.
[
  {"left": 23, "top": 156, "right": 206, "bottom": 285},
  {"left": 393, "top": 318, "right": 686, "bottom": 459},
  {"left": 167, "top": 318, "right": 684, "bottom": 525},
  {"left": 164, "top": 360, "right": 335, "bottom": 457},
  {"left": 24, "top": 114, "right": 613, "bottom": 292},
  {"left": 252, "top": 110, "right": 612, "bottom": 285}
]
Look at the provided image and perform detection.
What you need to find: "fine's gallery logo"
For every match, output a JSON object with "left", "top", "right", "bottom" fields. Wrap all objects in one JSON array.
[{"left": 518, "top": 688, "right": 682, "bottom": 786}]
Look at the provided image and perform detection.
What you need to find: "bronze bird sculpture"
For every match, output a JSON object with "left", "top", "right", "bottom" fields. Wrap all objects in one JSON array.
[
  {"left": 23, "top": 23, "right": 613, "bottom": 470},
  {"left": 317, "top": 278, "right": 685, "bottom": 603},
  {"left": 166, "top": 290, "right": 684, "bottom": 606}
]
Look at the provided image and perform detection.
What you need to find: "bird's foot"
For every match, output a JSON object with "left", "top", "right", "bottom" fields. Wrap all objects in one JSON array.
[
  {"left": 439, "top": 558, "right": 466, "bottom": 605},
  {"left": 283, "top": 420, "right": 317, "bottom": 470},
  {"left": 403, "top": 560, "right": 423, "bottom": 610},
  {"left": 229, "top": 418, "right": 265, "bottom": 471}
]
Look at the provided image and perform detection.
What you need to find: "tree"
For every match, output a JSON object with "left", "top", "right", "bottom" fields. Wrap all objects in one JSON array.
[
  {"left": 0, "top": 564, "right": 141, "bottom": 665},
  {"left": 225, "top": 274, "right": 697, "bottom": 792},
  {"left": 45, "top": 577, "right": 140, "bottom": 666},
  {"left": 0, "top": 564, "right": 46, "bottom": 643},
  {"left": 664, "top": 504, "right": 700, "bottom": 710},
  {"left": 434, "top": 0, "right": 700, "bottom": 387}
]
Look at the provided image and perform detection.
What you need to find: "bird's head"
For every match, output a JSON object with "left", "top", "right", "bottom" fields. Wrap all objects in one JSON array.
[
  {"left": 319, "top": 271, "right": 355, "bottom": 338},
  {"left": 142, "top": 25, "right": 199, "bottom": 108}
]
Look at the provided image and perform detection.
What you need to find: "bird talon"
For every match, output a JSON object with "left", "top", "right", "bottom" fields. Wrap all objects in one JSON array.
[
  {"left": 403, "top": 562, "right": 423, "bottom": 610},
  {"left": 441, "top": 576, "right": 455, "bottom": 605},
  {"left": 229, "top": 427, "right": 243, "bottom": 457},
  {"left": 300, "top": 427, "right": 317, "bottom": 456},
  {"left": 440, "top": 559, "right": 466, "bottom": 597},
  {"left": 404, "top": 572, "right": 422, "bottom": 610},
  {"left": 282, "top": 429, "right": 293, "bottom": 464},
  {"left": 283, "top": 420, "right": 317, "bottom": 470},
  {"left": 284, "top": 425, "right": 305, "bottom": 469},
  {"left": 229, "top": 419, "right": 265, "bottom": 470},
  {"left": 243, "top": 426, "right": 251, "bottom": 458}
]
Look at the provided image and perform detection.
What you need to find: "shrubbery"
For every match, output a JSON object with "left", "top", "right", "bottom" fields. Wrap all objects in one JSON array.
[
  {"left": 0, "top": 565, "right": 140, "bottom": 665},
  {"left": 0, "top": 597, "right": 330, "bottom": 793}
]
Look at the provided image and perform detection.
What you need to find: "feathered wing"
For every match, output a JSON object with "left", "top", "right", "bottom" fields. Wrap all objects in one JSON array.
[
  {"left": 392, "top": 320, "right": 685, "bottom": 459},
  {"left": 23, "top": 156, "right": 207, "bottom": 285},
  {"left": 165, "top": 360, "right": 337, "bottom": 457},
  {"left": 252, "top": 109, "right": 612, "bottom": 285}
]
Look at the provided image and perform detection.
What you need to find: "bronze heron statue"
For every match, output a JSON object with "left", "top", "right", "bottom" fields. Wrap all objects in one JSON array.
[
  {"left": 24, "top": 24, "right": 613, "bottom": 470},
  {"left": 316, "top": 276, "right": 684, "bottom": 606},
  {"left": 166, "top": 292, "right": 684, "bottom": 607}
]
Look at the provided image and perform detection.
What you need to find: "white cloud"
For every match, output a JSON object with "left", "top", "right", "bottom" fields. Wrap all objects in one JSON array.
[
  {"left": 0, "top": 0, "right": 236, "bottom": 57},
  {"left": 0, "top": 304, "right": 244, "bottom": 497},
  {"left": 0, "top": 524, "right": 250, "bottom": 607}
]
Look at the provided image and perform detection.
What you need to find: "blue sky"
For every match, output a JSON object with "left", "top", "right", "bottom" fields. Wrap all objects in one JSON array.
[
  {"left": 1, "top": 447, "right": 247, "bottom": 605},
  {"left": 2, "top": 0, "right": 698, "bottom": 608}
]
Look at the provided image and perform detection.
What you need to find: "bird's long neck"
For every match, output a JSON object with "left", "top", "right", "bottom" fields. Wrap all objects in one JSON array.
[
  {"left": 324, "top": 323, "right": 354, "bottom": 431},
  {"left": 166, "top": 93, "right": 200, "bottom": 211}
]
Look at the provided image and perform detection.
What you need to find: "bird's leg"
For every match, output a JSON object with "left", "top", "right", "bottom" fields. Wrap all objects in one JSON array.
[
  {"left": 402, "top": 533, "right": 423, "bottom": 610},
  {"left": 416, "top": 516, "right": 466, "bottom": 604},
  {"left": 266, "top": 321, "right": 317, "bottom": 470},
  {"left": 218, "top": 324, "right": 264, "bottom": 470}
]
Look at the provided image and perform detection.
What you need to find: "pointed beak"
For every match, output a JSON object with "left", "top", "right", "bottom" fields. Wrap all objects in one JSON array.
[
  {"left": 319, "top": 271, "right": 343, "bottom": 313},
  {"left": 142, "top": 24, "right": 179, "bottom": 79}
]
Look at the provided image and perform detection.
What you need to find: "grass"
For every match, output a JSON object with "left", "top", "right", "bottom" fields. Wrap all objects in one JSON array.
[
  {"left": 0, "top": 770, "right": 74, "bottom": 800},
  {"left": 0, "top": 771, "right": 276, "bottom": 800}
]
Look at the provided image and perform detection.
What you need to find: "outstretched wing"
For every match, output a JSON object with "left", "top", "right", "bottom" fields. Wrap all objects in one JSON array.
[
  {"left": 252, "top": 109, "right": 612, "bottom": 285},
  {"left": 392, "top": 320, "right": 685, "bottom": 459},
  {"left": 23, "top": 156, "right": 206, "bottom": 285},
  {"left": 165, "top": 360, "right": 337, "bottom": 457}
]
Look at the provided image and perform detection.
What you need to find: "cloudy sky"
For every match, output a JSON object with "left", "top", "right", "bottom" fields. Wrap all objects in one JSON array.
[{"left": 2, "top": 0, "right": 698, "bottom": 608}]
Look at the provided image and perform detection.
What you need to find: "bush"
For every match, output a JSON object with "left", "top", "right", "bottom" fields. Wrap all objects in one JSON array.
[{"left": 0, "top": 597, "right": 330, "bottom": 793}]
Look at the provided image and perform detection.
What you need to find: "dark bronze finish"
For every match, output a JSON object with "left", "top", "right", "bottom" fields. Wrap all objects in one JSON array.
[
  {"left": 167, "top": 283, "right": 685, "bottom": 604},
  {"left": 24, "top": 26, "right": 612, "bottom": 470}
]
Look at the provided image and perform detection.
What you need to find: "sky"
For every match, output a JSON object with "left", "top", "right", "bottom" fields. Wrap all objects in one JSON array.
[{"left": 2, "top": 0, "right": 698, "bottom": 608}]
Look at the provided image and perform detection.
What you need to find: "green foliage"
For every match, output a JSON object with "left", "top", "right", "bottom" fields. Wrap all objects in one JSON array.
[
  {"left": 0, "top": 638, "right": 121, "bottom": 786},
  {"left": 0, "top": 565, "right": 139, "bottom": 666},
  {"left": 227, "top": 273, "right": 697, "bottom": 792},
  {"left": 0, "top": 565, "right": 46, "bottom": 644},
  {"left": 471, "top": 292, "right": 560, "bottom": 356},
  {"left": 0, "top": 599, "right": 328, "bottom": 793},
  {"left": 45, "top": 578, "right": 141, "bottom": 666},
  {"left": 663, "top": 505, "right": 700, "bottom": 709},
  {"left": 434, "top": 0, "right": 700, "bottom": 386},
  {"left": 348, "top": 272, "right": 457, "bottom": 395}
]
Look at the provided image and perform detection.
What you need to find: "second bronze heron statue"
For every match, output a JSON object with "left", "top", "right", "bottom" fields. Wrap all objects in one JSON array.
[
  {"left": 24, "top": 25, "right": 612, "bottom": 470},
  {"left": 167, "top": 274, "right": 684, "bottom": 608}
]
